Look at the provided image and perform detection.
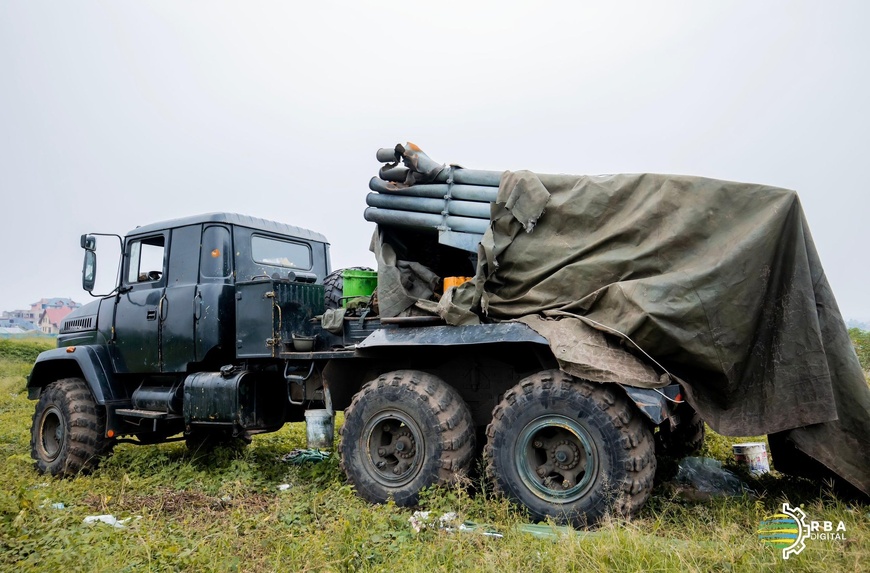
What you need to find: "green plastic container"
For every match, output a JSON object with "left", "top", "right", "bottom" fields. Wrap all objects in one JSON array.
[{"left": 342, "top": 269, "right": 378, "bottom": 303}]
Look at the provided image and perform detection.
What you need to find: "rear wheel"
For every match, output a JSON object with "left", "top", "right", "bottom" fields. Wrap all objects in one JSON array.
[
  {"left": 655, "top": 405, "right": 705, "bottom": 458},
  {"left": 339, "top": 370, "right": 475, "bottom": 506},
  {"left": 484, "top": 370, "right": 656, "bottom": 526},
  {"left": 31, "top": 378, "right": 114, "bottom": 476}
]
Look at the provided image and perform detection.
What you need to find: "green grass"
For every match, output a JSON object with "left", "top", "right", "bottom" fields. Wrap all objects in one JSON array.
[
  {"left": 848, "top": 328, "right": 870, "bottom": 380},
  {"left": 0, "top": 339, "right": 867, "bottom": 572},
  {"left": 0, "top": 338, "right": 54, "bottom": 364}
]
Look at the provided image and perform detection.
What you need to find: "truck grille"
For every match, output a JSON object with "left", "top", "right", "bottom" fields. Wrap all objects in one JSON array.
[{"left": 60, "top": 317, "right": 94, "bottom": 333}]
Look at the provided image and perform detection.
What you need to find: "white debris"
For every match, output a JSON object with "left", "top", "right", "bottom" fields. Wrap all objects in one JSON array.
[
  {"left": 83, "top": 514, "right": 139, "bottom": 528},
  {"left": 409, "top": 511, "right": 459, "bottom": 532},
  {"left": 39, "top": 500, "right": 66, "bottom": 510},
  {"left": 277, "top": 484, "right": 291, "bottom": 491}
]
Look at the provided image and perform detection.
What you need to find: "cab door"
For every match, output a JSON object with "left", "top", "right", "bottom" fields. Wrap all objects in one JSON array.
[
  {"left": 194, "top": 224, "right": 235, "bottom": 365},
  {"left": 160, "top": 224, "right": 200, "bottom": 372},
  {"left": 112, "top": 234, "right": 167, "bottom": 373}
]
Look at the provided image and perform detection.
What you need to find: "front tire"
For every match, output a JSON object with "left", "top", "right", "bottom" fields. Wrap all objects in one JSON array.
[
  {"left": 31, "top": 378, "right": 113, "bottom": 476},
  {"left": 484, "top": 370, "right": 656, "bottom": 526},
  {"left": 339, "top": 370, "right": 475, "bottom": 506}
]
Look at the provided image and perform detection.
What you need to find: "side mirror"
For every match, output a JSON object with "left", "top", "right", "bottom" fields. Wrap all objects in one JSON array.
[
  {"left": 82, "top": 250, "right": 96, "bottom": 292},
  {"left": 81, "top": 234, "right": 96, "bottom": 252}
]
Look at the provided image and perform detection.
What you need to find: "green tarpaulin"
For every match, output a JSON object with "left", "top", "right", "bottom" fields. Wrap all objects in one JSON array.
[{"left": 373, "top": 170, "right": 870, "bottom": 496}]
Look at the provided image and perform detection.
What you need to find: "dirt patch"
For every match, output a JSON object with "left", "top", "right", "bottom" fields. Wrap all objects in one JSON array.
[{"left": 83, "top": 488, "right": 274, "bottom": 516}]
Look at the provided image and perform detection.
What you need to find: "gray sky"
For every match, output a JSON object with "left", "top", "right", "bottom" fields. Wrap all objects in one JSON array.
[{"left": 2, "top": 1, "right": 869, "bottom": 319}]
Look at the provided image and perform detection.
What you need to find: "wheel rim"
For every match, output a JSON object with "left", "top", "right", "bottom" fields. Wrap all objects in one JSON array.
[
  {"left": 363, "top": 409, "right": 425, "bottom": 488},
  {"left": 38, "top": 405, "right": 65, "bottom": 462},
  {"left": 515, "top": 415, "right": 599, "bottom": 503}
]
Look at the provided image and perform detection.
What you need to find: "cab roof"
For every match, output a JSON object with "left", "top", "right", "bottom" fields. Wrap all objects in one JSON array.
[{"left": 127, "top": 212, "right": 329, "bottom": 244}]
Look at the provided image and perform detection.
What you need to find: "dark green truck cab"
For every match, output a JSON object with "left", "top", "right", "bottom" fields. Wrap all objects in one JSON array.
[{"left": 29, "top": 213, "right": 331, "bottom": 451}]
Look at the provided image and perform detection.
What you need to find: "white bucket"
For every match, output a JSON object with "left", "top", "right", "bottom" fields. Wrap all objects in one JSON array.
[
  {"left": 304, "top": 409, "right": 334, "bottom": 449},
  {"left": 732, "top": 442, "right": 770, "bottom": 475}
]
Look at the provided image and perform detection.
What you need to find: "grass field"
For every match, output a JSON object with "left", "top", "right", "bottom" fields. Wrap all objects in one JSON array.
[{"left": 0, "top": 338, "right": 867, "bottom": 572}]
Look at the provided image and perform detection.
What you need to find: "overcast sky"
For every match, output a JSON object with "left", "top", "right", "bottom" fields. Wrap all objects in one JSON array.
[{"left": 2, "top": 1, "right": 869, "bottom": 319}]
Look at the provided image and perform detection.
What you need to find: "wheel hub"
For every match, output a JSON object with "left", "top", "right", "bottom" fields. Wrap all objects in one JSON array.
[
  {"left": 516, "top": 415, "right": 598, "bottom": 502},
  {"left": 39, "top": 406, "right": 64, "bottom": 462},
  {"left": 364, "top": 410, "right": 424, "bottom": 487},
  {"left": 394, "top": 430, "right": 416, "bottom": 459},
  {"left": 552, "top": 440, "right": 581, "bottom": 470}
]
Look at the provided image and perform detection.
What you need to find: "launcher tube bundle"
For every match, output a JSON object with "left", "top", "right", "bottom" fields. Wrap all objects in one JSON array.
[{"left": 364, "top": 143, "right": 499, "bottom": 252}]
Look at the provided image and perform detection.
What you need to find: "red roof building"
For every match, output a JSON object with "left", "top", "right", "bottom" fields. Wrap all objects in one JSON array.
[{"left": 38, "top": 307, "right": 75, "bottom": 334}]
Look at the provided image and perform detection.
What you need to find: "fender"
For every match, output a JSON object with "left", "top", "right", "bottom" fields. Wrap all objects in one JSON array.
[
  {"left": 27, "top": 345, "right": 121, "bottom": 405},
  {"left": 357, "top": 322, "right": 678, "bottom": 425},
  {"left": 620, "top": 384, "right": 682, "bottom": 425}
]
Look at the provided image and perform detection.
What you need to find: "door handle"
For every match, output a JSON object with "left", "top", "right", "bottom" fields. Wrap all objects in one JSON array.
[
  {"left": 159, "top": 294, "right": 168, "bottom": 321},
  {"left": 194, "top": 292, "right": 202, "bottom": 320},
  {"left": 146, "top": 309, "right": 157, "bottom": 321}
]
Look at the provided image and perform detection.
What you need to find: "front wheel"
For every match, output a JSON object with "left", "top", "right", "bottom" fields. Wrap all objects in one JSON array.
[
  {"left": 31, "top": 378, "right": 114, "bottom": 476},
  {"left": 339, "top": 370, "right": 475, "bottom": 506},
  {"left": 484, "top": 370, "right": 656, "bottom": 526}
]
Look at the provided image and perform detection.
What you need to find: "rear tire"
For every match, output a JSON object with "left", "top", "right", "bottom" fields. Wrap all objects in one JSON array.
[
  {"left": 339, "top": 370, "right": 475, "bottom": 506},
  {"left": 655, "top": 406, "right": 705, "bottom": 458},
  {"left": 31, "top": 378, "right": 114, "bottom": 476},
  {"left": 484, "top": 370, "right": 656, "bottom": 526}
]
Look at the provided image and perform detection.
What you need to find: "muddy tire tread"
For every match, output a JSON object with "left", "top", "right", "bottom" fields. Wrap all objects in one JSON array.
[
  {"left": 484, "top": 370, "right": 656, "bottom": 524},
  {"left": 31, "top": 377, "right": 113, "bottom": 476},
  {"left": 339, "top": 370, "right": 475, "bottom": 505}
]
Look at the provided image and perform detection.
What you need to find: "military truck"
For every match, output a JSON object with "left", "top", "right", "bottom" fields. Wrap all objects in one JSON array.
[
  {"left": 28, "top": 212, "right": 701, "bottom": 526},
  {"left": 29, "top": 138, "right": 870, "bottom": 521}
]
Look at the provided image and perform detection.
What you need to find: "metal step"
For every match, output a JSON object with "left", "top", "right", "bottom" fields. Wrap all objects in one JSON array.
[{"left": 115, "top": 408, "right": 182, "bottom": 420}]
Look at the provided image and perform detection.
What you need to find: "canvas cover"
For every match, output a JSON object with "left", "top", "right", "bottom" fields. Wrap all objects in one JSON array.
[{"left": 372, "top": 170, "right": 870, "bottom": 495}]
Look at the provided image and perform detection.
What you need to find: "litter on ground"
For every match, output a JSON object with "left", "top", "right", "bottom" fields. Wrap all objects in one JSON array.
[
  {"left": 83, "top": 514, "right": 140, "bottom": 528},
  {"left": 279, "top": 449, "right": 331, "bottom": 464}
]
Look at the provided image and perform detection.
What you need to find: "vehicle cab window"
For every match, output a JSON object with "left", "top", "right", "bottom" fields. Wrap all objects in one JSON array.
[
  {"left": 126, "top": 236, "right": 166, "bottom": 285},
  {"left": 200, "top": 225, "right": 232, "bottom": 281},
  {"left": 251, "top": 235, "right": 311, "bottom": 270}
]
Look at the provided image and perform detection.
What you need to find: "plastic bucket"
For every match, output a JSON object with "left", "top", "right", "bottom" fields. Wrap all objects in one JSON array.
[
  {"left": 732, "top": 442, "right": 770, "bottom": 475},
  {"left": 342, "top": 270, "right": 378, "bottom": 305},
  {"left": 304, "top": 409, "right": 334, "bottom": 449}
]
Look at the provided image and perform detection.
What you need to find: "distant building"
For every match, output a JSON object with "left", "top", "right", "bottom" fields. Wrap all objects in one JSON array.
[
  {"left": 2, "top": 308, "right": 37, "bottom": 322},
  {"left": 0, "top": 326, "right": 36, "bottom": 337},
  {"left": 30, "top": 298, "right": 81, "bottom": 314},
  {"left": 38, "top": 307, "right": 78, "bottom": 334},
  {"left": 2, "top": 298, "right": 81, "bottom": 334},
  {"left": 0, "top": 317, "right": 39, "bottom": 331}
]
